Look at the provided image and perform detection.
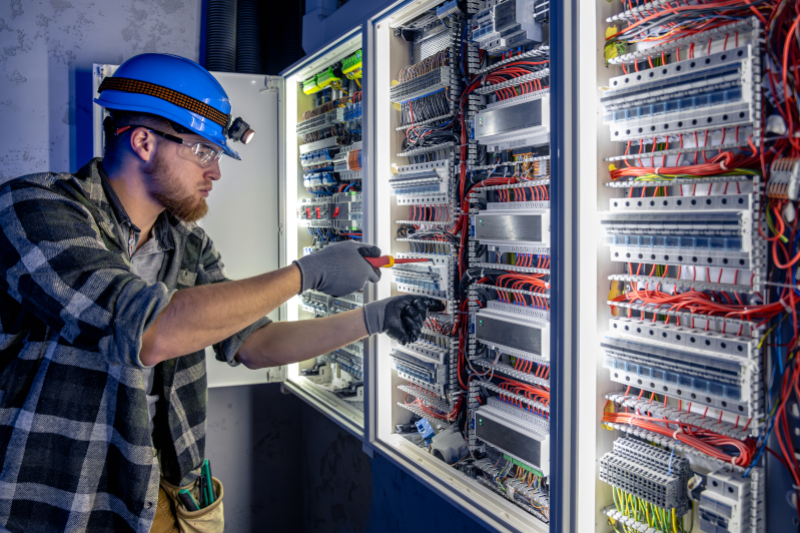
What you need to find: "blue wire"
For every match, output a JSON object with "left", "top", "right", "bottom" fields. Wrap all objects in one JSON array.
[
  {"left": 792, "top": 229, "right": 800, "bottom": 297},
  {"left": 745, "top": 348, "right": 781, "bottom": 477}
]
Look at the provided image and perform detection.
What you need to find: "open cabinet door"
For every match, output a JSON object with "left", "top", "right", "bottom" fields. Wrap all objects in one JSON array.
[{"left": 92, "top": 65, "right": 283, "bottom": 388}]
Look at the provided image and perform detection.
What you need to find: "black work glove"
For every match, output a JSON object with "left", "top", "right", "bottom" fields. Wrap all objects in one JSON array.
[
  {"left": 363, "top": 296, "right": 441, "bottom": 345},
  {"left": 294, "top": 241, "right": 382, "bottom": 297}
]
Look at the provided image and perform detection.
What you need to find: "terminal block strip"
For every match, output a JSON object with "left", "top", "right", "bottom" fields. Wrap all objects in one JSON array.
[
  {"left": 605, "top": 394, "right": 750, "bottom": 440},
  {"left": 602, "top": 335, "right": 763, "bottom": 421},
  {"left": 397, "top": 384, "right": 452, "bottom": 413},
  {"left": 599, "top": 438, "right": 692, "bottom": 516}
]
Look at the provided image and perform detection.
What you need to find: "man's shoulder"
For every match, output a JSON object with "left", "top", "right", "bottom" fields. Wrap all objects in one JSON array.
[{"left": 0, "top": 160, "right": 101, "bottom": 205}]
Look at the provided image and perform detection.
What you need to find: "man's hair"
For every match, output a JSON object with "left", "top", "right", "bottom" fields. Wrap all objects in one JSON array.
[{"left": 102, "top": 111, "right": 189, "bottom": 162}]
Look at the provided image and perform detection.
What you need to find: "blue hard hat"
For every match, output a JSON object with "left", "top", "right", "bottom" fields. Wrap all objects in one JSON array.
[{"left": 94, "top": 53, "right": 251, "bottom": 160}]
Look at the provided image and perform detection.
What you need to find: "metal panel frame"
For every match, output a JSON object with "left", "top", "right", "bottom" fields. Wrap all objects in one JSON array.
[{"left": 549, "top": 0, "right": 578, "bottom": 531}]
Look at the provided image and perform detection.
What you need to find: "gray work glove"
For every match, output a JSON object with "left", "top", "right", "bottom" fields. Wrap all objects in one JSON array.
[
  {"left": 363, "top": 296, "right": 440, "bottom": 345},
  {"left": 294, "top": 241, "right": 382, "bottom": 297}
]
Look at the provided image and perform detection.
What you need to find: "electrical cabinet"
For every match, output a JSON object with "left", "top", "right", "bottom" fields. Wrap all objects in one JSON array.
[{"left": 573, "top": 2, "right": 795, "bottom": 532}]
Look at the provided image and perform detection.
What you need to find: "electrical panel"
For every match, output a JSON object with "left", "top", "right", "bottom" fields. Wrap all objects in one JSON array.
[
  {"left": 292, "top": 47, "right": 367, "bottom": 412},
  {"left": 591, "top": 1, "right": 800, "bottom": 531},
  {"left": 386, "top": 3, "right": 464, "bottom": 446},
  {"left": 375, "top": 0, "right": 552, "bottom": 527},
  {"left": 466, "top": 0, "right": 551, "bottom": 521}
]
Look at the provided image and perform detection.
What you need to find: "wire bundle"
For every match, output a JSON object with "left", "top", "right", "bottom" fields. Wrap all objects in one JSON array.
[
  {"left": 609, "top": 485, "right": 689, "bottom": 533},
  {"left": 398, "top": 49, "right": 450, "bottom": 82},
  {"left": 602, "top": 410, "right": 756, "bottom": 466},
  {"left": 491, "top": 183, "right": 550, "bottom": 202},
  {"left": 400, "top": 90, "right": 453, "bottom": 127}
]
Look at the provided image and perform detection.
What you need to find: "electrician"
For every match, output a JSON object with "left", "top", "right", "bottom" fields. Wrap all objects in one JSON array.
[{"left": 0, "top": 53, "right": 432, "bottom": 533}]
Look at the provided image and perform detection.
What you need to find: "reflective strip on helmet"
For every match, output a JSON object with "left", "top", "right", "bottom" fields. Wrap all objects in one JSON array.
[{"left": 98, "top": 77, "right": 231, "bottom": 128}]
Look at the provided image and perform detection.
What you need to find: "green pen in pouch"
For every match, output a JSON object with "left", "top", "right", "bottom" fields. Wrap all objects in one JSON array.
[
  {"left": 202, "top": 459, "right": 215, "bottom": 505},
  {"left": 177, "top": 489, "right": 200, "bottom": 512}
]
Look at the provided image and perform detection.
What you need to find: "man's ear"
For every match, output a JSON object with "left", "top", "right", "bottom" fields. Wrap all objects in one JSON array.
[{"left": 129, "top": 127, "right": 159, "bottom": 163}]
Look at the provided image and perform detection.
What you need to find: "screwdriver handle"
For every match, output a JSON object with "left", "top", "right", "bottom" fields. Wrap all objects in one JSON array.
[{"left": 364, "top": 256, "right": 430, "bottom": 269}]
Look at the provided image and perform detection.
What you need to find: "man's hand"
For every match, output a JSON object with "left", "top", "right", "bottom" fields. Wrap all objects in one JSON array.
[
  {"left": 363, "top": 295, "right": 441, "bottom": 345},
  {"left": 294, "top": 241, "right": 382, "bottom": 297}
]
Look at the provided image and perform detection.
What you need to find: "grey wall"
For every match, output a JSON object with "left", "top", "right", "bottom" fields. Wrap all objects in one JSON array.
[
  {"left": 0, "top": 0, "right": 202, "bottom": 182},
  {"left": 206, "top": 384, "right": 305, "bottom": 532}
]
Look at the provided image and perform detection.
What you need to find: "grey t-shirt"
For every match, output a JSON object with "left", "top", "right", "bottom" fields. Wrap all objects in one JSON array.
[{"left": 124, "top": 224, "right": 165, "bottom": 435}]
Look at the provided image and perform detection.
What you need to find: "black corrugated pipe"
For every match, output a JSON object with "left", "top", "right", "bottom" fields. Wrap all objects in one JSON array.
[
  {"left": 204, "top": 0, "right": 237, "bottom": 72},
  {"left": 266, "top": 0, "right": 305, "bottom": 75},
  {"left": 235, "top": 0, "right": 263, "bottom": 74}
]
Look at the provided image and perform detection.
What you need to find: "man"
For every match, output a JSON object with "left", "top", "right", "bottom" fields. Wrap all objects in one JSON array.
[{"left": 0, "top": 53, "right": 431, "bottom": 532}]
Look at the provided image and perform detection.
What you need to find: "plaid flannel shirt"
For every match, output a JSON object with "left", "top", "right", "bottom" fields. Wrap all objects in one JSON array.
[{"left": 0, "top": 159, "right": 270, "bottom": 533}]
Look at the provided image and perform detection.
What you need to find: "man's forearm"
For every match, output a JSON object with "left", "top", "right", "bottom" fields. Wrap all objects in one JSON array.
[
  {"left": 140, "top": 264, "right": 302, "bottom": 365},
  {"left": 236, "top": 308, "right": 369, "bottom": 369}
]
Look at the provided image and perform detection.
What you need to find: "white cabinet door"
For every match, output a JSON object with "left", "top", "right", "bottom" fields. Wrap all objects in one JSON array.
[{"left": 202, "top": 73, "right": 282, "bottom": 388}]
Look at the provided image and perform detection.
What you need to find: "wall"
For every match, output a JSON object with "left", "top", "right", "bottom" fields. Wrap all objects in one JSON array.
[
  {"left": 0, "top": 0, "right": 202, "bottom": 182},
  {"left": 206, "top": 384, "right": 305, "bottom": 532}
]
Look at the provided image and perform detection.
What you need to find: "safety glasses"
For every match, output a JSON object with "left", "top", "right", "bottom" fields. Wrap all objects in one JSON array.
[{"left": 115, "top": 125, "right": 223, "bottom": 169}]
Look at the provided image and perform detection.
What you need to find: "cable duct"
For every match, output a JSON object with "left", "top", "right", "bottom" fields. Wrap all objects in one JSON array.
[
  {"left": 204, "top": 0, "right": 237, "bottom": 72},
  {"left": 235, "top": 0, "right": 263, "bottom": 74}
]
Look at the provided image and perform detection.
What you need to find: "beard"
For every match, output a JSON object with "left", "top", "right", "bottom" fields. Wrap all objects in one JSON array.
[{"left": 147, "top": 151, "right": 209, "bottom": 223}]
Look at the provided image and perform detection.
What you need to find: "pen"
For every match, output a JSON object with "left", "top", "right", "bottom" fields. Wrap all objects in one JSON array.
[{"left": 177, "top": 489, "right": 200, "bottom": 512}]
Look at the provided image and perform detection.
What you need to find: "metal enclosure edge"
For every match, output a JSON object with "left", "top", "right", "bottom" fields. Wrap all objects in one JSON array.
[
  {"left": 361, "top": 20, "right": 378, "bottom": 454},
  {"left": 550, "top": 0, "right": 578, "bottom": 531}
]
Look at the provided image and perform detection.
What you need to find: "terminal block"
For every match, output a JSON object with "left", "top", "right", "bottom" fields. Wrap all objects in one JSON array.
[
  {"left": 300, "top": 291, "right": 331, "bottom": 315},
  {"left": 390, "top": 71, "right": 454, "bottom": 105},
  {"left": 599, "top": 437, "right": 691, "bottom": 516},
  {"left": 297, "top": 197, "right": 332, "bottom": 222},
  {"left": 602, "top": 208, "right": 763, "bottom": 270},
  {"left": 303, "top": 171, "right": 337, "bottom": 190},
  {"left": 389, "top": 347, "right": 450, "bottom": 395},
  {"left": 602, "top": 334, "right": 762, "bottom": 419},
  {"left": 300, "top": 147, "right": 339, "bottom": 167},
  {"left": 301, "top": 290, "right": 362, "bottom": 317},
  {"left": 341, "top": 50, "right": 362, "bottom": 77},
  {"left": 296, "top": 110, "right": 341, "bottom": 137},
  {"left": 766, "top": 157, "right": 800, "bottom": 201},
  {"left": 389, "top": 160, "right": 451, "bottom": 203},
  {"left": 471, "top": 0, "right": 544, "bottom": 56},
  {"left": 601, "top": 38, "right": 761, "bottom": 142},
  {"left": 391, "top": 253, "right": 454, "bottom": 301},
  {"left": 323, "top": 348, "right": 364, "bottom": 381}
]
